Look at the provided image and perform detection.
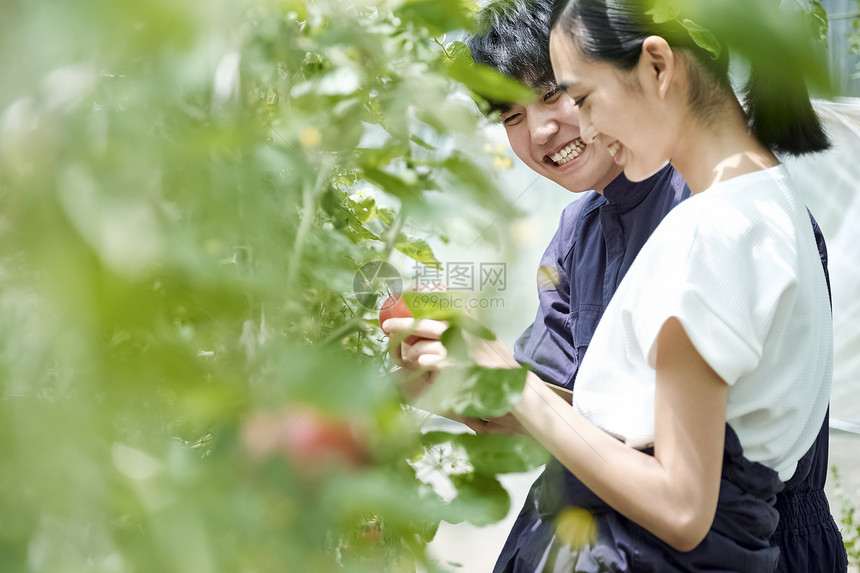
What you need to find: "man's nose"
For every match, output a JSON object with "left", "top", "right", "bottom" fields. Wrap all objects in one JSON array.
[{"left": 526, "top": 105, "right": 559, "bottom": 146}]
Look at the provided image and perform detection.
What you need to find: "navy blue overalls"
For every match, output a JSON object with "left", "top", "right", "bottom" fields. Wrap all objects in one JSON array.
[
  {"left": 770, "top": 218, "right": 847, "bottom": 573},
  {"left": 497, "top": 166, "right": 847, "bottom": 572}
]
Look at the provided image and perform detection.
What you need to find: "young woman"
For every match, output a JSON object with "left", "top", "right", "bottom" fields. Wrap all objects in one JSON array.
[
  {"left": 389, "top": 0, "right": 845, "bottom": 570},
  {"left": 509, "top": 0, "right": 836, "bottom": 569}
]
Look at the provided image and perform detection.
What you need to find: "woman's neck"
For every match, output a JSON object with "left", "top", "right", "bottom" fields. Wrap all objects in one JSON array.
[{"left": 669, "top": 104, "right": 779, "bottom": 194}]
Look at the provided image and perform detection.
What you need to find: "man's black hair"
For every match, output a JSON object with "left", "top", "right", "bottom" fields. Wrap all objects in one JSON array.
[{"left": 466, "top": 0, "right": 556, "bottom": 94}]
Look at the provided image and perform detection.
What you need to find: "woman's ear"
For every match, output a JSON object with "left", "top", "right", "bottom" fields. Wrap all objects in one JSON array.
[{"left": 640, "top": 35, "right": 675, "bottom": 100}]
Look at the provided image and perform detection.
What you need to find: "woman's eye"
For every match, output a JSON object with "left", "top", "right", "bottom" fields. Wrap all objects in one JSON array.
[{"left": 573, "top": 95, "right": 587, "bottom": 108}]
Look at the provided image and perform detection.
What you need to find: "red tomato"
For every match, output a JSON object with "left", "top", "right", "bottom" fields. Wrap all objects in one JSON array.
[
  {"left": 378, "top": 294, "right": 420, "bottom": 345},
  {"left": 242, "top": 406, "right": 367, "bottom": 471}
]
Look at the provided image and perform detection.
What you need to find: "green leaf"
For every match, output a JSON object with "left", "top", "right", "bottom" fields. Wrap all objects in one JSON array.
[
  {"left": 361, "top": 166, "right": 416, "bottom": 200},
  {"left": 402, "top": 291, "right": 462, "bottom": 319},
  {"left": 443, "top": 40, "right": 534, "bottom": 105},
  {"left": 460, "top": 434, "right": 548, "bottom": 474},
  {"left": 323, "top": 470, "right": 449, "bottom": 531},
  {"left": 439, "top": 153, "right": 503, "bottom": 202},
  {"left": 395, "top": 234, "right": 441, "bottom": 269},
  {"left": 808, "top": 0, "right": 828, "bottom": 42},
  {"left": 442, "top": 366, "right": 528, "bottom": 418},
  {"left": 356, "top": 145, "right": 406, "bottom": 169},
  {"left": 409, "top": 134, "right": 436, "bottom": 151},
  {"left": 646, "top": 1, "right": 680, "bottom": 24},
  {"left": 446, "top": 40, "right": 473, "bottom": 66},
  {"left": 455, "top": 313, "right": 496, "bottom": 340},
  {"left": 396, "top": 0, "right": 474, "bottom": 37},
  {"left": 680, "top": 18, "right": 721, "bottom": 60},
  {"left": 447, "top": 60, "right": 536, "bottom": 106},
  {"left": 422, "top": 432, "right": 548, "bottom": 474},
  {"left": 682, "top": 0, "right": 832, "bottom": 94},
  {"left": 445, "top": 472, "right": 510, "bottom": 525}
]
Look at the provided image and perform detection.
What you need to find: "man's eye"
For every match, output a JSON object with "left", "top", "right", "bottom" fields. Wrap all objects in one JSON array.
[
  {"left": 544, "top": 88, "right": 561, "bottom": 102},
  {"left": 502, "top": 113, "right": 522, "bottom": 125}
]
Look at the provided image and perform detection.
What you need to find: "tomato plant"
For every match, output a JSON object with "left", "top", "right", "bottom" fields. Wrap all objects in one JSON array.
[{"left": 0, "top": 0, "right": 545, "bottom": 570}]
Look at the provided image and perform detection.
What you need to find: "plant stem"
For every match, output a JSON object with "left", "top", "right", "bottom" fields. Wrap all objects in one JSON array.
[
  {"left": 287, "top": 175, "right": 325, "bottom": 293},
  {"left": 321, "top": 317, "right": 364, "bottom": 346},
  {"left": 381, "top": 210, "right": 404, "bottom": 261},
  {"left": 321, "top": 213, "right": 404, "bottom": 348}
]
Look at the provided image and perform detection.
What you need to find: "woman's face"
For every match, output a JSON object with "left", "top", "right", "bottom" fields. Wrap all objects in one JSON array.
[{"left": 548, "top": 30, "right": 677, "bottom": 182}]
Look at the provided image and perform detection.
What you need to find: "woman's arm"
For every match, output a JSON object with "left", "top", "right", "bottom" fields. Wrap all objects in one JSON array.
[
  {"left": 513, "top": 317, "right": 727, "bottom": 551},
  {"left": 385, "top": 315, "right": 727, "bottom": 549}
]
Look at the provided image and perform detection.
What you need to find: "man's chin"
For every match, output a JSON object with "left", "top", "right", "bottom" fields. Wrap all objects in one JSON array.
[{"left": 548, "top": 164, "right": 608, "bottom": 195}]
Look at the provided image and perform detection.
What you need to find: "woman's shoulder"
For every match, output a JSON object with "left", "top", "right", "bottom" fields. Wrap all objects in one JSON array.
[{"left": 669, "top": 167, "right": 801, "bottom": 246}]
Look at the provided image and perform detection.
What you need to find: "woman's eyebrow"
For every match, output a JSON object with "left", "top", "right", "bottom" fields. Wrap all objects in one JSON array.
[{"left": 557, "top": 80, "right": 577, "bottom": 93}]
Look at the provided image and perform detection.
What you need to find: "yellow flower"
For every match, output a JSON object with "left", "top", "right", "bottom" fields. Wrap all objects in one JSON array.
[
  {"left": 493, "top": 156, "right": 512, "bottom": 170},
  {"left": 537, "top": 264, "right": 561, "bottom": 289},
  {"left": 299, "top": 127, "right": 321, "bottom": 148},
  {"left": 555, "top": 506, "right": 597, "bottom": 550}
]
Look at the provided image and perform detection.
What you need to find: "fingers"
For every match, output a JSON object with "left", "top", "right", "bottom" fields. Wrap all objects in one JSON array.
[
  {"left": 402, "top": 340, "right": 448, "bottom": 371},
  {"left": 402, "top": 339, "right": 446, "bottom": 362},
  {"left": 382, "top": 317, "right": 448, "bottom": 340},
  {"left": 417, "top": 353, "right": 448, "bottom": 369},
  {"left": 388, "top": 335, "right": 403, "bottom": 361}
]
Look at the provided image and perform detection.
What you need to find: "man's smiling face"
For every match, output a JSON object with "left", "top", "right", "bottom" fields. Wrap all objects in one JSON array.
[{"left": 500, "top": 85, "right": 623, "bottom": 194}]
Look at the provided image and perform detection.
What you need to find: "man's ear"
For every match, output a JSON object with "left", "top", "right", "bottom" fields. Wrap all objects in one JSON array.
[{"left": 640, "top": 35, "right": 674, "bottom": 100}]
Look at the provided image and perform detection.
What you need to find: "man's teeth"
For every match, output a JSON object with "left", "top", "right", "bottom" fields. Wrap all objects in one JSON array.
[{"left": 552, "top": 140, "right": 585, "bottom": 165}]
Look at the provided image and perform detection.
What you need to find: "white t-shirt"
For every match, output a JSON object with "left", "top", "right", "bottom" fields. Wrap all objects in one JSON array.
[{"left": 573, "top": 165, "right": 833, "bottom": 481}]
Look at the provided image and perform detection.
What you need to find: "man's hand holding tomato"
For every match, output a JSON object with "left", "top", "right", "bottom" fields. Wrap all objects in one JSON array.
[
  {"left": 380, "top": 301, "right": 525, "bottom": 435},
  {"left": 379, "top": 292, "right": 450, "bottom": 400}
]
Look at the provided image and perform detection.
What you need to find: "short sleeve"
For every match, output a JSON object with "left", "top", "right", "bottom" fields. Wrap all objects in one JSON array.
[{"left": 629, "top": 202, "right": 797, "bottom": 386}]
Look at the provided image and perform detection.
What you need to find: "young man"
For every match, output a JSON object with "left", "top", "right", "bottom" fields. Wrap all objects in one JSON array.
[{"left": 386, "top": 0, "right": 844, "bottom": 570}]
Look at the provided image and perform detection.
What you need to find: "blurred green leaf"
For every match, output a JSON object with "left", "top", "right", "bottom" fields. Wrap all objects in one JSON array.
[
  {"left": 646, "top": 1, "right": 681, "bottom": 24},
  {"left": 0, "top": 0, "right": 526, "bottom": 569},
  {"left": 442, "top": 366, "right": 528, "bottom": 419},
  {"left": 423, "top": 432, "right": 548, "bottom": 474},
  {"left": 396, "top": 0, "right": 474, "bottom": 37},
  {"left": 445, "top": 472, "right": 510, "bottom": 526},
  {"left": 362, "top": 166, "right": 418, "bottom": 200},
  {"left": 684, "top": 0, "right": 832, "bottom": 94},
  {"left": 447, "top": 60, "right": 536, "bottom": 106}
]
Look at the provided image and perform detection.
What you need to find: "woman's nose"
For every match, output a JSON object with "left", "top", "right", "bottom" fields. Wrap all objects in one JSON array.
[{"left": 579, "top": 111, "right": 597, "bottom": 144}]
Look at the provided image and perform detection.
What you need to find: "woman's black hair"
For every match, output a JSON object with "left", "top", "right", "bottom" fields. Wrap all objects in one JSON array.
[
  {"left": 466, "top": 0, "right": 556, "bottom": 96},
  {"left": 550, "top": 0, "right": 829, "bottom": 155}
]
